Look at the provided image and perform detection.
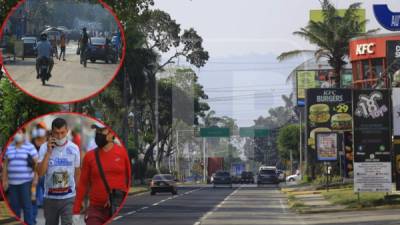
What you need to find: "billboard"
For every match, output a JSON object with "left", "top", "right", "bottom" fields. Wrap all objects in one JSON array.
[
  {"left": 306, "top": 88, "right": 352, "bottom": 154},
  {"left": 353, "top": 89, "right": 392, "bottom": 192},
  {"left": 387, "top": 40, "right": 400, "bottom": 87},
  {"left": 373, "top": 5, "right": 400, "bottom": 31},
  {"left": 310, "top": 9, "right": 366, "bottom": 31},
  {"left": 297, "top": 70, "right": 352, "bottom": 106}
]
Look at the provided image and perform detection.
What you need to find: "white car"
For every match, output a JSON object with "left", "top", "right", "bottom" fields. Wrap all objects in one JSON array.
[{"left": 286, "top": 174, "right": 301, "bottom": 182}]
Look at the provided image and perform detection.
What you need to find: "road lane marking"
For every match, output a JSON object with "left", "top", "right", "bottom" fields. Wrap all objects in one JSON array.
[
  {"left": 193, "top": 185, "right": 241, "bottom": 225},
  {"left": 115, "top": 187, "right": 203, "bottom": 220}
]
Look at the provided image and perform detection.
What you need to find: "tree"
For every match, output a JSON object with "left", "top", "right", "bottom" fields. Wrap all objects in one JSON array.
[
  {"left": 277, "top": 124, "right": 300, "bottom": 172},
  {"left": 0, "top": 79, "right": 60, "bottom": 146},
  {"left": 277, "top": 0, "right": 378, "bottom": 84}
]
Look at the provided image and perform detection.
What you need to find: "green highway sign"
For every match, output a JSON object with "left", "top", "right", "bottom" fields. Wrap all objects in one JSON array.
[
  {"left": 239, "top": 127, "right": 269, "bottom": 137},
  {"left": 200, "top": 127, "right": 230, "bottom": 137}
]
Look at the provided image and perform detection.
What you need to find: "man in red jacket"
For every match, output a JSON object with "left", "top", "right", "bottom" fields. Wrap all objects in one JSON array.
[{"left": 73, "top": 124, "right": 130, "bottom": 225}]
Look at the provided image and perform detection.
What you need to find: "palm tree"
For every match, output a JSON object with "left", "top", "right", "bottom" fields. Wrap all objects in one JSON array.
[{"left": 277, "top": 0, "right": 378, "bottom": 85}]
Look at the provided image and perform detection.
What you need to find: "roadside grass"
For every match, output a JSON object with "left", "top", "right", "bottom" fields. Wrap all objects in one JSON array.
[
  {"left": 129, "top": 186, "right": 149, "bottom": 195},
  {"left": 322, "top": 189, "right": 400, "bottom": 209}
]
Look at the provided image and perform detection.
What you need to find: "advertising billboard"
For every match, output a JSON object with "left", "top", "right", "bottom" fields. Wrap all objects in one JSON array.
[
  {"left": 306, "top": 88, "right": 352, "bottom": 155},
  {"left": 387, "top": 40, "right": 400, "bottom": 87},
  {"left": 353, "top": 89, "right": 392, "bottom": 192}
]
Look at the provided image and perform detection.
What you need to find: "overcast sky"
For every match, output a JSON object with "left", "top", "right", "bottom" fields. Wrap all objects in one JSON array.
[{"left": 154, "top": 0, "right": 399, "bottom": 127}]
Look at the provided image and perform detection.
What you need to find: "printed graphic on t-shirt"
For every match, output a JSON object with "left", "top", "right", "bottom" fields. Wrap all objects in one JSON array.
[{"left": 48, "top": 171, "right": 71, "bottom": 195}]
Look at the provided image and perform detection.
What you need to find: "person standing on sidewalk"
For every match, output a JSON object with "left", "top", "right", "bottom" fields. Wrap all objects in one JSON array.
[
  {"left": 2, "top": 128, "right": 38, "bottom": 225},
  {"left": 37, "top": 118, "right": 80, "bottom": 225},
  {"left": 72, "top": 124, "right": 130, "bottom": 225}
]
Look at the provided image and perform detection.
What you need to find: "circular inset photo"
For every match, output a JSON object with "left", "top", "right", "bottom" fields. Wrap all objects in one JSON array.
[
  {"left": 0, "top": 0, "right": 125, "bottom": 104},
  {"left": 0, "top": 113, "right": 131, "bottom": 225}
]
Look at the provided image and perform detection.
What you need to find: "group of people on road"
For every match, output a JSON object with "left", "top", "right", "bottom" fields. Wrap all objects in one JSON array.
[
  {"left": 1, "top": 117, "right": 130, "bottom": 225},
  {"left": 35, "top": 27, "right": 92, "bottom": 79}
]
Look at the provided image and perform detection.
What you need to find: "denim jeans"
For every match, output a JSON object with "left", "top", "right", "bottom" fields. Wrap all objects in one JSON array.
[
  {"left": 8, "top": 181, "right": 34, "bottom": 225},
  {"left": 32, "top": 177, "right": 45, "bottom": 224}
]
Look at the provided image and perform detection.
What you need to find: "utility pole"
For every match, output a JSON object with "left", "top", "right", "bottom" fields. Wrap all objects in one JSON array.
[
  {"left": 203, "top": 137, "right": 206, "bottom": 183},
  {"left": 299, "top": 111, "right": 303, "bottom": 180}
]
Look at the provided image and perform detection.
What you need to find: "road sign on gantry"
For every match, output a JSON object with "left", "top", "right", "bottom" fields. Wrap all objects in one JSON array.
[
  {"left": 200, "top": 127, "right": 230, "bottom": 137},
  {"left": 239, "top": 127, "right": 269, "bottom": 137}
]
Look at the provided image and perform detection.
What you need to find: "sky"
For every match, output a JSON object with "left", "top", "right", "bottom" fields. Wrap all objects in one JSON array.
[{"left": 154, "top": 0, "right": 399, "bottom": 127}]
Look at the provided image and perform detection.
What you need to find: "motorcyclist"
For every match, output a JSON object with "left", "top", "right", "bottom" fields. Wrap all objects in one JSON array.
[
  {"left": 36, "top": 33, "right": 54, "bottom": 79},
  {"left": 78, "top": 27, "right": 91, "bottom": 65}
]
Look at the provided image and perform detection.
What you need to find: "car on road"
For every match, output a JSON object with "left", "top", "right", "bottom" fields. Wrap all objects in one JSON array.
[
  {"left": 88, "top": 37, "right": 118, "bottom": 64},
  {"left": 240, "top": 171, "right": 254, "bottom": 184},
  {"left": 212, "top": 171, "right": 232, "bottom": 188},
  {"left": 21, "top": 36, "right": 37, "bottom": 59},
  {"left": 257, "top": 167, "right": 279, "bottom": 185},
  {"left": 286, "top": 173, "right": 301, "bottom": 182},
  {"left": 150, "top": 174, "right": 178, "bottom": 195}
]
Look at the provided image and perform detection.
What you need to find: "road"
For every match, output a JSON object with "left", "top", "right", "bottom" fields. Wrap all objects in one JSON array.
[
  {"left": 3, "top": 42, "right": 119, "bottom": 103},
  {"left": 110, "top": 184, "right": 400, "bottom": 225}
]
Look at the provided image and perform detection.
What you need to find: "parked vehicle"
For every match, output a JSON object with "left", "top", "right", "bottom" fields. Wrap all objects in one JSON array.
[
  {"left": 212, "top": 171, "right": 232, "bottom": 188},
  {"left": 240, "top": 171, "right": 255, "bottom": 184},
  {"left": 21, "top": 36, "right": 37, "bottom": 59},
  {"left": 88, "top": 37, "right": 117, "bottom": 63},
  {"left": 257, "top": 167, "right": 279, "bottom": 185},
  {"left": 286, "top": 173, "right": 301, "bottom": 182},
  {"left": 150, "top": 174, "right": 178, "bottom": 195}
]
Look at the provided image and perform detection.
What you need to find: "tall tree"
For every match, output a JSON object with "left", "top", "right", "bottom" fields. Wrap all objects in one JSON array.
[{"left": 277, "top": 0, "right": 378, "bottom": 84}]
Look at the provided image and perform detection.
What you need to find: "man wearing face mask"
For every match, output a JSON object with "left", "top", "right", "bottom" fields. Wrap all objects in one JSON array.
[
  {"left": 37, "top": 118, "right": 80, "bottom": 225},
  {"left": 73, "top": 124, "right": 130, "bottom": 225},
  {"left": 2, "top": 128, "right": 38, "bottom": 225}
]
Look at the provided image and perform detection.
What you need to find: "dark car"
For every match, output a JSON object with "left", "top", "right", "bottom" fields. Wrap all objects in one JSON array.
[
  {"left": 257, "top": 168, "right": 279, "bottom": 185},
  {"left": 21, "top": 36, "right": 37, "bottom": 59},
  {"left": 150, "top": 174, "right": 178, "bottom": 195},
  {"left": 212, "top": 171, "right": 232, "bottom": 188},
  {"left": 240, "top": 171, "right": 254, "bottom": 184},
  {"left": 88, "top": 37, "right": 117, "bottom": 64}
]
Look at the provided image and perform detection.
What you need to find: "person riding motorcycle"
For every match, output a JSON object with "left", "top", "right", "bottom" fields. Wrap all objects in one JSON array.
[
  {"left": 36, "top": 33, "right": 54, "bottom": 79},
  {"left": 78, "top": 27, "right": 91, "bottom": 65}
]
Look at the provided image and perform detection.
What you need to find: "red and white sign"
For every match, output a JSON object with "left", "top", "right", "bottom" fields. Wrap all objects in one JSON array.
[{"left": 355, "top": 43, "right": 375, "bottom": 55}]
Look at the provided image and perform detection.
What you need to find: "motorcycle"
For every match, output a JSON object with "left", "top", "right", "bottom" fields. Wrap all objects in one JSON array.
[{"left": 38, "top": 57, "right": 51, "bottom": 85}]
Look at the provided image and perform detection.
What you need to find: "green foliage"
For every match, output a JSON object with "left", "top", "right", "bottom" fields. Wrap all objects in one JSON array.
[
  {"left": 312, "top": 175, "right": 343, "bottom": 186},
  {"left": 277, "top": 124, "right": 300, "bottom": 161},
  {"left": 0, "top": 79, "right": 60, "bottom": 146},
  {"left": 278, "top": 0, "right": 377, "bottom": 81}
]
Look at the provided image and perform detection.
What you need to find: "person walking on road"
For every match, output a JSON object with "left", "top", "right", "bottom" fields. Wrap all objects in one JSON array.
[
  {"left": 59, "top": 33, "right": 67, "bottom": 61},
  {"left": 2, "top": 128, "right": 38, "bottom": 225},
  {"left": 73, "top": 124, "right": 130, "bottom": 225},
  {"left": 37, "top": 118, "right": 81, "bottom": 225},
  {"left": 78, "top": 28, "right": 91, "bottom": 67}
]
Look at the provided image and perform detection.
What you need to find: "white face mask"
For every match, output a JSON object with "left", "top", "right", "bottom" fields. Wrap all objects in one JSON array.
[
  {"left": 55, "top": 136, "right": 67, "bottom": 146},
  {"left": 14, "top": 133, "right": 24, "bottom": 143}
]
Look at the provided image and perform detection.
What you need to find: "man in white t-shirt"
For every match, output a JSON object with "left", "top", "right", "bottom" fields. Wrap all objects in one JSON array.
[{"left": 37, "top": 118, "right": 80, "bottom": 225}]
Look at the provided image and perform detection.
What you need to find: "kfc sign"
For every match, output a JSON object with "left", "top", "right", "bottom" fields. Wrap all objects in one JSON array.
[{"left": 356, "top": 43, "right": 376, "bottom": 56}]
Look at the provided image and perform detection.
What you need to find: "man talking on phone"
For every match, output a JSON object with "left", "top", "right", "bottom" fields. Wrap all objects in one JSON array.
[{"left": 37, "top": 118, "right": 80, "bottom": 225}]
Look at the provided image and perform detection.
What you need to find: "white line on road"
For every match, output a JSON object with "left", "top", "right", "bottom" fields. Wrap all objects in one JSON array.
[
  {"left": 115, "top": 187, "right": 203, "bottom": 221},
  {"left": 193, "top": 186, "right": 241, "bottom": 225}
]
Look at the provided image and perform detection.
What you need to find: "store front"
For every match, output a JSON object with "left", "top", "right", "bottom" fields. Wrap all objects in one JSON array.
[{"left": 349, "top": 33, "right": 400, "bottom": 89}]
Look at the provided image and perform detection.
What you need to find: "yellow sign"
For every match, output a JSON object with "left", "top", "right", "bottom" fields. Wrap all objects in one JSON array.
[
  {"left": 310, "top": 9, "right": 366, "bottom": 32},
  {"left": 297, "top": 71, "right": 316, "bottom": 100}
]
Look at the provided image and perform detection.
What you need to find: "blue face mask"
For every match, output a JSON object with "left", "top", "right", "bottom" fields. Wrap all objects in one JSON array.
[{"left": 14, "top": 133, "right": 24, "bottom": 143}]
